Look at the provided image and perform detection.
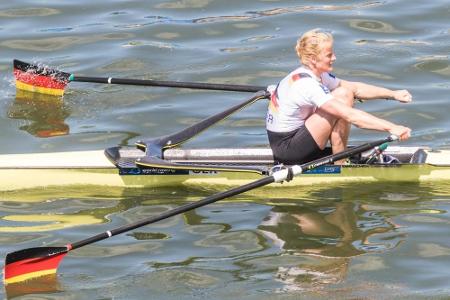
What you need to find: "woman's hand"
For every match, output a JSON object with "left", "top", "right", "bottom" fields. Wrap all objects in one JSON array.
[
  {"left": 389, "top": 125, "right": 411, "bottom": 141},
  {"left": 392, "top": 90, "right": 412, "bottom": 103}
]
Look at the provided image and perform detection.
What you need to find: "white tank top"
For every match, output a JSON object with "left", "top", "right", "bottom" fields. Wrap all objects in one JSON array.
[{"left": 266, "top": 67, "right": 340, "bottom": 132}]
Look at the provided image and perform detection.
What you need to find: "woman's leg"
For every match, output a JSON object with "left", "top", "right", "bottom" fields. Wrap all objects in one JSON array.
[
  {"left": 305, "top": 87, "right": 354, "bottom": 163},
  {"left": 329, "top": 87, "right": 354, "bottom": 154}
]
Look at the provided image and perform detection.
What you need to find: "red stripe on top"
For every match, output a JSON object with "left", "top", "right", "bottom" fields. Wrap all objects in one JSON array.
[
  {"left": 270, "top": 90, "right": 279, "bottom": 109},
  {"left": 14, "top": 69, "right": 68, "bottom": 90},
  {"left": 271, "top": 73, "right": 308, "bottom": 110},
  {"left": 291, "top": 73, "right": 302, "bottom": 82},
  {"left": 3, "top": 253, "right": 66, "bottom": 280}
]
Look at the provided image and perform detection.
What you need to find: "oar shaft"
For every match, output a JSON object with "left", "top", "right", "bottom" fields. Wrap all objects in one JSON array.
[
  {"left": 3, "top": 135, "right": 398, "bottom": 286},
  {"left": 308, "top": 137, "right": 395, "bottom": 168},
  {"left": 271, "top": 135, "right": 396, "bottom": 181},
  {"left": 72, "top": 75, "right": 266, "bottom": 93},
  {"left": 136, "top": 91, "right": 269, "bottom": 154},
  {"left": 70, "top": 176, "right": 275, "bottom": 250},
  {"left": 70, "top": 135, "right": 396, "bottom": 251}
]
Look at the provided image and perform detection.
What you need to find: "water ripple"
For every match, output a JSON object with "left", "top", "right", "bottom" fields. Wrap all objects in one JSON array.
[
  {"left": 417, "top": 243, "right": 450, "bottom": 257},
  {"left": 220, "top": 46, "right": 259, "bottom": 53},
  {"left": 355, "top": 39, "right": 432, "bottom": 46},
  {"left": 122, "top": 40, "right": 177, "bottom": 49},
  {"left": 156, "top": 0, "right": 212, "bottom": 9},
  {"left": 109, "top": 1, "right": 385, "bottom": 28},
  {"left": 1, "top": 32, "right": 134, "bottom": 51},
  {"left": 40, "top": 27, "right": 74, "bottom": 33},
  {"left": 414, "top": 56, "right": 450, "bottom": 76},
  {"left": 348, "top": 19, "right": 407, "bottom": 33},
  {"left": 0, "top": 7, "right": 60, "bottom": 17}
]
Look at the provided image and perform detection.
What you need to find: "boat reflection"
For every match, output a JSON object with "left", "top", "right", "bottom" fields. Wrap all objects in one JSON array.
[
  {"left": 1, "top": 182, "right": 447, "bottom": 296},
  {"left": 8, "top": 89, "right": 70, "bottom": 137},
  {"left": 0, "top": 187, "right": 126, "bottom": 233}
]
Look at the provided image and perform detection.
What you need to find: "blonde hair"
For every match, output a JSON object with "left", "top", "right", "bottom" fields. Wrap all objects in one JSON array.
[{"left": 295, "top": 29, "right": 333, "bottom": 65}]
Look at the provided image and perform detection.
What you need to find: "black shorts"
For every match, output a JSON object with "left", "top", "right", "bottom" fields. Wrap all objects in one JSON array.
[{"left": 267, "top": 127, "right": 330, "bottom": 165}]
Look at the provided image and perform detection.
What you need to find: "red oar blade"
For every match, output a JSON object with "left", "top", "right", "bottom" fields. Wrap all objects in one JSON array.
[
  {"left": 13, "top": 59, "right": 71, "bottom": 96},
  {"left": 3, "top": 246, "right": 68, "bottom": 285}
]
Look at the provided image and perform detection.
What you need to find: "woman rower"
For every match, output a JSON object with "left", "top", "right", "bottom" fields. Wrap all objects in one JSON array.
[{"left": 266, "top": 28, "right": 412, "bottom": 165}]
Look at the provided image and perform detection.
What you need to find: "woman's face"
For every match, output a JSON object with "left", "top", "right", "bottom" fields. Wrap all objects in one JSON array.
[{"left": 314, "top": 40, "right": 336, "bottom": 73}]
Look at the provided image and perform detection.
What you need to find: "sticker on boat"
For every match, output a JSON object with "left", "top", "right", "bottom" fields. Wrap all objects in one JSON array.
[
  {"left": 119, "top": 168, "right": 189, "bottom": 175},
  {"left": 302, "top": 165, "right": 341, "bottom": 174},
  {"left": 189, "top": 170, "right": 219, "bottom": 175}
]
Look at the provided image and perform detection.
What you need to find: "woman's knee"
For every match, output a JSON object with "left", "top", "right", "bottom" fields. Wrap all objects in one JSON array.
[{"left": 332, "top": 87, "right": 354, "bottom": 107}]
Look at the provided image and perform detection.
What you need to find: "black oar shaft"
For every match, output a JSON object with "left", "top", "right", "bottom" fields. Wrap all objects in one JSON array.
[
  {"left": 305, "top": 137, "right": 395, "bottom": 169},
  {"left": 70, "top": 176, "right": 275, "bottom": 250},
  {"left": 72, "top": 76, "right": 266, "bottom": 93},
  {"left": 70, "top": 135, "right": 395, "bottom": 251},
  {"left": 137, "top": 91, "right": 269, "bottom": 153},
  {"left": 3, "top": 135, "right": 397, "bottom": 285}
]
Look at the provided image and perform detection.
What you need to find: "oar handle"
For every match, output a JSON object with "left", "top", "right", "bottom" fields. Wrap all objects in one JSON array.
[{"left": 71, "top": 75, "right": 266, "bottom": 93}]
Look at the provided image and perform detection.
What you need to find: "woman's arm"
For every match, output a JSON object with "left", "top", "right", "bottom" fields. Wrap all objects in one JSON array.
[
  {"left": 320, "top": 98, "right": 411, "bottom": 140},
  {"left": 339, "top": 79, "right": 412, "bottom": 103}
]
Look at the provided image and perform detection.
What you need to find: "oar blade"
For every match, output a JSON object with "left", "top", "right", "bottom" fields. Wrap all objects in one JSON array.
[
  {"left": 13, "top": 59, "right": 71, "bottom": 96},
  {"left": 3, "top": 246, "right": 68, "bottom": 285}
]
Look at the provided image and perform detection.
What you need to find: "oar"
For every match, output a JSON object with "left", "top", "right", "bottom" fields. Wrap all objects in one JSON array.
[
  {"left": 136, "top": 91, "right": 269, "bottom": 156},
  {"left": 3, "top": 134, "right": 397, "bottom": 285},
  {"left": 13, "top": 59, "right": 267, "bottom": 96}
]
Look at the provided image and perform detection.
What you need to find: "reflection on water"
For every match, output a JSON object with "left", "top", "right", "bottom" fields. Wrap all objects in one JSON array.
[
  {"left": 245, "top": 181, "right": 448, "bottom": 292},
  {"left": 5, "top": 273, "right": 61, "bottom": 299},
  {"left": 8, "top": 90, "right": 70, "bottom": 137},
  {"left": 0, "top": 190, "right": 122, "bottom": 233},
  {"left": 260, "top": 202, "right": 398, "bottom": 257},
  {"left": 1, "top": 182, "right": 449, "bottom": 297},
  {"left": 258, "top": 201, "right": 398, "bottom": 291}
]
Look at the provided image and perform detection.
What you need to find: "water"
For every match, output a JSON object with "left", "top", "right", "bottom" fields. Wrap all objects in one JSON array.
[{"left": 0, "top": 0, "right": 449, "bottom": 298}]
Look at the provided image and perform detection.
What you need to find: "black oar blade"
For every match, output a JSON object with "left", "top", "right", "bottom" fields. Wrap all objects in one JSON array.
[
  {"left": 3, "top": 246, "right": 68, "bottom": 285},
  {"left": 13, "top": 59, "right": 71, "bottom": 96}
]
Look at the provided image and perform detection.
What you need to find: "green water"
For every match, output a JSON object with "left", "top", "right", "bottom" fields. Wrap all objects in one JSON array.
[{"left": 1, "top": 0, "right": 449, "bottom": 298}]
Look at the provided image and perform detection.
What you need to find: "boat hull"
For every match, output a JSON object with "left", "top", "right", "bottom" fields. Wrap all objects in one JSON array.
[{"left": 1, "top": 148, "right": 450, "bottom": 192}]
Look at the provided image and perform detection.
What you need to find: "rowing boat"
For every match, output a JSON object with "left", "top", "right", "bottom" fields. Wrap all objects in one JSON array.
[
  {"left": 4, "top": 60, "right": 450, "bottom": 286},
  {"left": 2, "top": 91, "right": 450, "bottom": 192},
  {"left": 2, "top": 142, "right": 450, "bottom": 192}
]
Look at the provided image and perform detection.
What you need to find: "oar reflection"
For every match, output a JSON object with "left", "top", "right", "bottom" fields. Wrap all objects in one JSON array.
[{"left": 8, "top": 89, "right": 70, "bottom": 137}]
